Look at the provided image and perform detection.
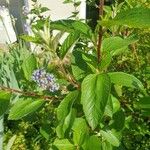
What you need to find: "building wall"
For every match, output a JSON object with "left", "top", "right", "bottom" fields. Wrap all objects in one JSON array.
[
  {"left": 0, "top": 0, "right": 25, "bottom": 34},
  {"left": 28, "top": 0, "right": 86, "bottom": 20},
  {"left": 0, "top": 0, "right": 86, "bottom": 34}
]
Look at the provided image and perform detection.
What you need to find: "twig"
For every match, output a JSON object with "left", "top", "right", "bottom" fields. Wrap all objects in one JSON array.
[
  {"left": 97, "top": 0, "right": 104, "bottom": 63},
  {"left": 0, "top": 85, "right": 57, "bottom": 101},
  {"left": 57, "top": 61, "right": 80, "bottom": 89}
]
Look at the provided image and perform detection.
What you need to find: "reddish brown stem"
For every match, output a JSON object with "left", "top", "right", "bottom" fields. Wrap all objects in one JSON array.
[
  {"left": 97, "top": 0, "right": 104, "bottom": 64},
  {"left": 0, "top": 85, "right": 57, "bottom": 101}
]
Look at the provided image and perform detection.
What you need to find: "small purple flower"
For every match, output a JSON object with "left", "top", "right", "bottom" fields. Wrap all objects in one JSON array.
[{"left": 32, "top": 69, "right": 60, "bottom": 92}]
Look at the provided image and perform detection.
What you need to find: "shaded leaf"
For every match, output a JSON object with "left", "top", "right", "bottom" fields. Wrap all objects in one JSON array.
[
  {"left": 60, "top": 32, "right": 80, "bottom": 59},
  {"left": 56, "top": 91, "right": 78, "bottom": 138},
  {"left": 0, "top": 91, "right": 11, "bottom": 116},
  {"left": 136, "top": 97, "right": 150, "bottom": 109},
  {"left": 111, "top": 109, "right": 125, "bottom": 131}
]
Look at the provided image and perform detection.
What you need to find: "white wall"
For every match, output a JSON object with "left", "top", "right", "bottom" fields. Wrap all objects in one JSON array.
[
  {"left": 0, "top": 0, "right": 86, "bottom": 44},
  {"left": 28, "top": 0, "right": 86, "bottom": 20}
]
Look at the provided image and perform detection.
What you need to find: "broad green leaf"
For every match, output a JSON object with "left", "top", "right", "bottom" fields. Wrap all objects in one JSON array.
[
  {"left": 72, "top": 118, "right": 88, "bottom": 146},
  {"left": 99, "top": 52, "right": 112, "bottom": 70},
  {"left": 71, "top": 51, "right": 89, "bottom": 80},
  {"left": 82, "top": 53, "right": 97, "bottom": 73},
  {"left": 102, "top": 36, "right": 138, "bottom": 56},
  {"left": 3, "top": 66, "right": 19, "bottom": 89},
  {"left": 100, "top": 130, "right": 120, "bottom": 147},
  {"left": 57, "top": 91, "right": 79, "bottom": 121},
  {"left": 101, "top": 7, "right": 150, "bottom": 28},
  {"left": 83, "top": 135, "right": 101, "bottom": 150},
  {"left": 81, "top": 73, "right": 111, "bottom": 130},
  {"left": 51, "top": 20, "right": 75, "bottom": 32},
  {"left": 108, "top": 72, "right": 144, "bottom": 90},
  {"left": 56, "top": 91, "right": 78, "bottom": 138},
  {"left": 0, "top": 91, "right": 11, "bottom": 116},
  {"left": 22, "top": 54, "right": 37, "bottom": 80},
  {"left": 8, "top": 98, "right": 44, "bottom": 120},
  {"left": 71, "top": 21, "right": 93, "bottom": 39},
  {"left": 51, "top": 20, "right": 93, "bottom": 39},
  {"left": 53, "top": 139, "right": 75, "bottom": 150},
  {"left": 63, "top": 108, "right": 76, "bottom": 135},
  {"left": 60, "top": 32, "right": 80, "bottom": 59},
  {"left": 101, "top": 141, "right": 113, "bottom": 150}
]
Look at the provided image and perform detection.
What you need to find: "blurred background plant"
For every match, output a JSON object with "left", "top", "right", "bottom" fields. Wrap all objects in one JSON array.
[{"left": 0, "top": 0, "right": 150, "bottom": 150}]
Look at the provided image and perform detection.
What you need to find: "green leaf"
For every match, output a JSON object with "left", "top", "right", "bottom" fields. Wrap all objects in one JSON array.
[
  {"left": 71, "top": 51, "right": 89, "bottom": 80},
  {"left": 83, "top": 135, "right": 102, "bottom": 150},
  {"left": 72, "top": 118, "right": 88, "bottom": 146},
  {"left": 111, "top": 109, "right": 125, "bottom": 131},
  {"left": 102, "top": 36, "right": 138, "bottom": 56},
  {"left": 108, "top": 72, "right": 144, "bottom": 90},
  {"left": 100, "top": 130, "right": 120, "bottom": 147},
  {"left": 51, "top": 20, "right": 93, "bottom": 39},
  {"left": 81, "top": 73, "right": 111, "bottom": 130},
  {"left": 82, "top": 53, "right": 97, "bottom": 73},
  {"left": 53, "top": 139, "right": 75, "bottom": 150},
  {"left": 22, "top": 54, "right": 37, "bottom": 80},
  {"left": 60, "top": 32, "right": 80, "bottom": 59},
  {"left": 57, "top": 91, "right": 78, "bottom": 121},
  {"left": 3, "top": 66, "right": 19, "bottom": 89},
  {"left": 56, "top": 91, "right": 79, "bottom": 138},
  {"left": 40, "top": 7, "right": 50, "bottom": 13},
  {"left": 20, "top": 35, "right": 41, "bottom": 44},
  {"left": 6, "top": 135, "right": 17, "bottom": 150},
  {"left": 141, "top": 109, "right": 150, "bottom": 116},
  {"left": 101, "top": 141, "right": 113, "bottom": 150},
  {"left": 0, "top": 91, "right": 11, "bottom": 116},
  {"left": 63, "top": 108, "right": 76, "bottom": 135},
  {"left": 51, "top": 20, "right": 75, "bottom": 32},
  {"left": 136, "top": 97, "right": 150, "bottom": 117},
  {"left": 111, "top": 95, "right": 120, "bottom": 113},
  {"left": 8, "top": 98, "right": 44, "bottom": 120},
  {"left": 99, "top": 52, "right": 112, "bottom": 70},
  {"left": 101, "top": 7, "right": 150, "bottom": 28},
  {"left": 136, "top": 97, "right": 150, "bottom": 109},
  {"left": 104, "top": 96, "right": 113, "bottom": 118},
  {"left": 71, "top": 21, "right": 93, "bottom": 39}
]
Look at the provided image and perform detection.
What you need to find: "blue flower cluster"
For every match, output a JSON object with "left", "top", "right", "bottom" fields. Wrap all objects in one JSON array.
[{"left": 32, "top": 69, "right": 59, "bottom": 92}]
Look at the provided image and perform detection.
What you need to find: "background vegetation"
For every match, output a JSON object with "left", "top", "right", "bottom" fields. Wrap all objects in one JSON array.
[{"left": 0, "top": 0, "right": 150, "bottom": 150}]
